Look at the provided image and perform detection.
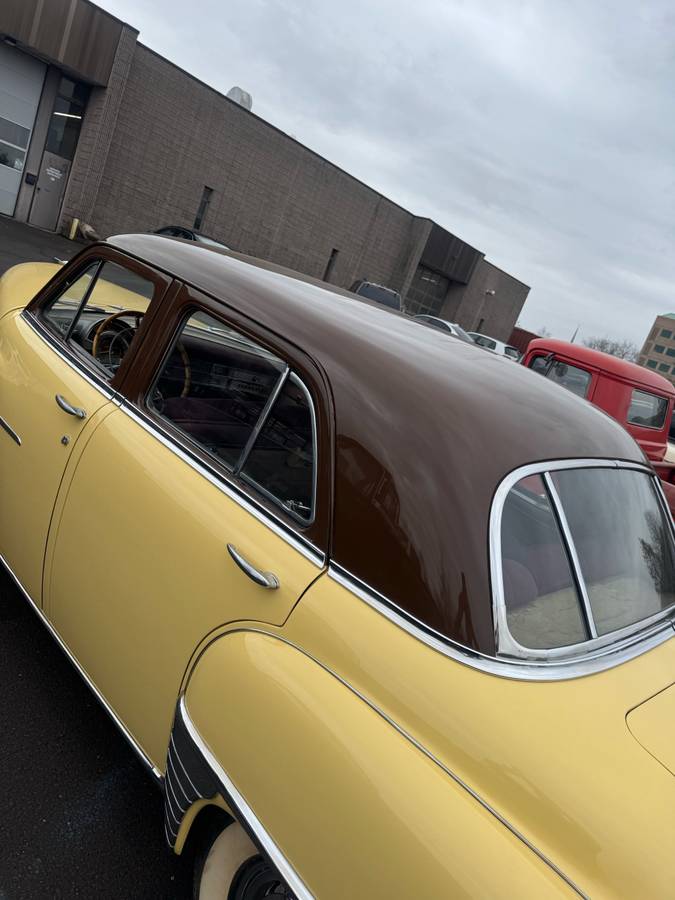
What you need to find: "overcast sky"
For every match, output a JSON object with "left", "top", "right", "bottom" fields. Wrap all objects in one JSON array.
[{"left": 99, "top": 0, "right": 674, "bottom": 344}]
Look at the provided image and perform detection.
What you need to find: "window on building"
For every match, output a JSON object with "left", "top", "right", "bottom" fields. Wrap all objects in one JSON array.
[
  {"left": 322, "top": 248, "right": 339, "bottom": 282},
  {"left": 45, "top": 78, "right": 89, "bottom": 161},
  {"left": 194, "top": 186, "right": 213, "bottom": 230},
  {"left": 646, "top": 360, "right": 658, "bottom": 369},
  {"left": 661, "top": 329, "right": 673, "bottom": 339},
  {"left": 0, "top": 115, "right": 31, "bottom": 173},
  {"left": 655, "top": 345, "right": 665, "bottom": 353},
  {"left": 666, "top": 348, "right": 675, "bottom": 358},
  {"left": 659, "top": 363, "right": 670, "bottom": 373}
]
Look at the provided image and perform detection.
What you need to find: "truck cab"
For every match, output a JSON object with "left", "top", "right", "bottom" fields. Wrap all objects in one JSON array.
[{"left": 523, "top": 339, "right": 675, "bottom": 462}]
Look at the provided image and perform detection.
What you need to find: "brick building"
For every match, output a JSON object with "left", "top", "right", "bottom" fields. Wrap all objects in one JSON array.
[
  {"left": 638, "top": 314, "right": 675, "bottom": 385},
  {"left": 0, "top": 0, "right": 529, "bottom": 339}
]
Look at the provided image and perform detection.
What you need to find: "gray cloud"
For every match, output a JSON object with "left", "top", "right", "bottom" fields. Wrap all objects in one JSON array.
[{"left": 101, "top": 0, "right": 674, "bottom": 343}]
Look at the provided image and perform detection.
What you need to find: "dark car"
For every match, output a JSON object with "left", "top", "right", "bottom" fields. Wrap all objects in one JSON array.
[
  {"left": 349, "top": 279, "right": 402, "bottom": 311},
  {"left": 413, "top": 315, "right": 475, "bottom": 344},
  {"left": 154, "top": 225, "right": 230, "bottom": 250}
]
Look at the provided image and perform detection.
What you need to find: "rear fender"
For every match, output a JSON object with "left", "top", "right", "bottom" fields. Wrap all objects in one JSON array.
[{"left": 166, "top": 629, "right": 577, "bottom": 899}]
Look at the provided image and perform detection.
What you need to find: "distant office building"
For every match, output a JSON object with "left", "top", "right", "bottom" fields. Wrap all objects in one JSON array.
[
  {"left": 0, "top": 0, "right": 529, "bottom": 340},
  {"left": 638, "top": 314, "right": 675, "bottom": 385}
]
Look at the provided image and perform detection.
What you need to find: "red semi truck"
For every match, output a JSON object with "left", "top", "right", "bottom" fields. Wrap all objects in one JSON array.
[{"left": 522, "top": 339, "right": 675, "bottom": 514}]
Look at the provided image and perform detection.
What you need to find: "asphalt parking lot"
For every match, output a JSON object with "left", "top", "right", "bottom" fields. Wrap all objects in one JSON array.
[{"left": 0, "top": 217, "right": 191, "bottom": 898}]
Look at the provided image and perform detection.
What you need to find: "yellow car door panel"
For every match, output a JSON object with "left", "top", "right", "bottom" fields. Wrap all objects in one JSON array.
[
  {"left": 46, "top": 405, "right": 323, "bottom": 769},
  {"left": 0, "top": 311, "right": 113, "bottom": 601}
]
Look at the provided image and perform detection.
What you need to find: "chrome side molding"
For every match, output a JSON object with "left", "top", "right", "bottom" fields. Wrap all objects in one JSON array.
[{"left": 0, "top": 416, "right": 21, "bottom": 446}]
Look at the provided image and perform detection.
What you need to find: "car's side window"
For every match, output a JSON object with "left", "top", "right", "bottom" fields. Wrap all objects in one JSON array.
[
  {"left": 627, "top": 389, "right": 668, "bottom": 430},
  {"left": 148, "top": 309, "right": 315, "bottom": 523},
  {"left": 241, "top": 374, "right": 315, "bottom": 519},
  {"left": 545, "top": 361, "right": 591, "bottom": 398},
  {"left": 40, "top": 260, "right": 156, "bottom": 378}
]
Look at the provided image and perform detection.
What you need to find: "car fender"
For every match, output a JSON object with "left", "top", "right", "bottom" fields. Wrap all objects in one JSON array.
[
  {"left": 167, "top": 628, "right": 578, "bottom": 899},
  {"left": 0, "top": 262, "right": 62, "bottom": 321}
]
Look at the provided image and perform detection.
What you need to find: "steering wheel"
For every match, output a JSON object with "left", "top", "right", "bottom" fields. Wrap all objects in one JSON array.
[{"left": 91, "top": 310, "right": 191, "bottom": 396}]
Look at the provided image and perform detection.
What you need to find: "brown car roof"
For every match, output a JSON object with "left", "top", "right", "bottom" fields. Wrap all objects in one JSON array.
[{"left": 108, "top": 235, "right": 644, "bottom": 655}]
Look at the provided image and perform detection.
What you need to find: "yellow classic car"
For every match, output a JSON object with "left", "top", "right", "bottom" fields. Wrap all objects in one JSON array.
[{"left": 1, "top": 236, "right": 675, "bottom": 899}]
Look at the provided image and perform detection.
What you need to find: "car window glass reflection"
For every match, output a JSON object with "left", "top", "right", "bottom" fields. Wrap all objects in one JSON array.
[
  {"left": 501, "top": 474, "right": 587, "bottom": 649},
  {"left": 41, "top": 261, "right": 155, "bottom": 377},
  {"left": 149, "top": 310, "right": 286, "bottom": 470},
  {"left": 241, "top": 375, "right": 314, "bottom": 521},
  {"left": 552, "top": 468, "right": 675, "bottom": 634}
]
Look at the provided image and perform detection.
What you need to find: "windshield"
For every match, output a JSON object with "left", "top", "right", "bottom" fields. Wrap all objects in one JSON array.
[{"left": 500, "top": 466, "right": 675, "bottom": 653}]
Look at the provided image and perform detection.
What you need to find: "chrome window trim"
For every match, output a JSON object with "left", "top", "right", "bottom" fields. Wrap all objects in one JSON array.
[
  {"left": 329, "top": 556, "right": 675, "bottom": 682},
  {"left": 21, "top": 311, "right": 117, "bottom": 401},
  {"left": 119, "top": 401, "right": 325, "bottom": 568},
  {"left": 147, "top": 310, "right": 319, "bottom": 527},
  {"left": 0, "top": 552, "right": 162, "bottom": 780},
  {"left": 490, "top": 458, "right": 675, "bottom": 662},
  {"left": 179, "top": 696, "right": 315, "bottom": 900},
  {"left": 239, "top": 372, "right": 318, "bottom": 526},
  {"left": 543, "top": 472, "right": 597, "bottom": 639}
]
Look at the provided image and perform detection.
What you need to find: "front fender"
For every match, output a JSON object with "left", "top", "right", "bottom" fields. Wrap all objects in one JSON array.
[
  {"left": 170, "top": 629, "right": 575, "bottom": 898},
  {"left": 0, "top": 262, "right": 61, "bottom": 320}
]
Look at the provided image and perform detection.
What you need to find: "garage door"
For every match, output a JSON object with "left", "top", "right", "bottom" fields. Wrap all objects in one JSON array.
[{"left": 0, "top": 43, "right": 46, "bottom": 217}]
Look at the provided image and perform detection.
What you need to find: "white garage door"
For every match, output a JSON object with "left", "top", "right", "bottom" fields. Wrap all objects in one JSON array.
[{"left": 0, "top": 43, "right": 46, "bottom": 217}]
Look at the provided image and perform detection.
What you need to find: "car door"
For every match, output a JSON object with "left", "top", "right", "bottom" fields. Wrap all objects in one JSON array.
[
  {"left": 46, "top": 283, "right": 330, "bottom": 770},
  {"left": 0, "top": 249, "right": 170, "bottom": 603}
]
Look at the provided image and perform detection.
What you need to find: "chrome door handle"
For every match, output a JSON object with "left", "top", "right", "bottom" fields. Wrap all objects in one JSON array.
[
  {"left": 55, "top": 394, "right": 87, "bottom": 419},
  {"left": 227, "top": 544, "right": 279, "bottom": 590}
]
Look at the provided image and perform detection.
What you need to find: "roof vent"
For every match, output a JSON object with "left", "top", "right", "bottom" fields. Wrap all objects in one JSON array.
[{"left": 226, "top": 86, "right": 252, "bottom": 111}]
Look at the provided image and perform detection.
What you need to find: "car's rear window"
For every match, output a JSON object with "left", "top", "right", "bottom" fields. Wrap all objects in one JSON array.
[
  {"left": 356, "top": 283, "right": 401, "bottom": 309},
  {"left": 499, "top": 466, "right": 675, "bottom": 654},
  {"left": 627, "top": 389, "right": 668, "bottom": 430}
]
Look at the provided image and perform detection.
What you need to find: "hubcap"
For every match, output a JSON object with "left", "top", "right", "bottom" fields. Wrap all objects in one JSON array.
[{"left": 229, "top": 855, "right": 296, "bottom": 899}]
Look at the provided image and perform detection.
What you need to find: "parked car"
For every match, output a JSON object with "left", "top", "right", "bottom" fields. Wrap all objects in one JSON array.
[
  {"left": 154, "top": 225, "right": 230, "bottom": 249},
  {"left": 2, "top": 236, "right": 675, "bottom": 898},
  {"left": 349, "top": 279, "right": 402, "bottom": 310},
  {"left": 413, "top": 314, "right": 474, "bottom": 343},
  {"left": 522, "top": 338, "right": 675, "bottom": 516},
  {"left": 468, "top": 331, "right": 521, "bottom": 359}
]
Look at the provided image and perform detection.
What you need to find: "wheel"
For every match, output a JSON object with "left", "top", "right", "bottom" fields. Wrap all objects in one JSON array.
[{"left": 193, "top": 813, "right": 294, "bottom": 899}]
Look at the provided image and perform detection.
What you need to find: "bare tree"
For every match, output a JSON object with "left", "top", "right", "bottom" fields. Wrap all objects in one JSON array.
[
  {"left": 582, "top": 336, "right": 638, "bottom": 362},
  {"left": 538, "top": 326, "right": 552, "bottom": 338}
]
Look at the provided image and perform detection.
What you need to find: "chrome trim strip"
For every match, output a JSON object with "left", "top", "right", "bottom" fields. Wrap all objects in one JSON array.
[
  {"left": 118, "top": 401, "right": 325, "bottom": 568},
  {"left": 170, "top": 734, "right": 199, "bottom": 795},
  {"left": 20, "top": 311, "right": 117, "bottom": 401},
  {"left": 543, "top": 472, "right": 598, "bottom": 639},
  {"left": 328, "top": 560, "right": 674, "bottom": 681},
  {"left": 233, "top": 366, "right": 289, "bottom": 475},
  {"left": 0, "top": 415, "right": 21, "bottom": 446},
  {"left": 182, "top": 630, "right": 587, "bottom": 898},
  {"left": 0, "top": 552, "right": 162, "bottom": 781},
  {"left": 179, "top": 696, "right": 314, "bottom": 900}
]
